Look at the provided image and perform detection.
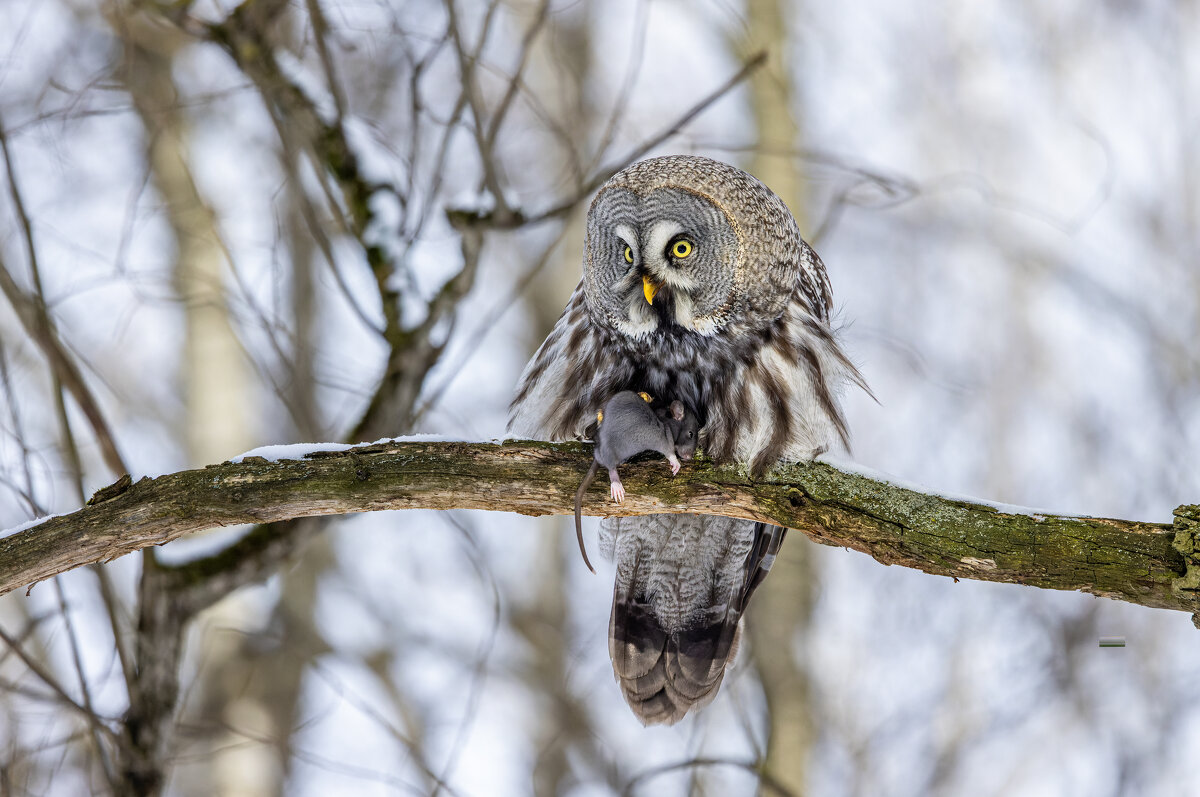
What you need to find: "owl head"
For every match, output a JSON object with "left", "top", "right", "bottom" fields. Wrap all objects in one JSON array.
[{"left": 582, "top": 155, "right": 809, "bottom": 340}]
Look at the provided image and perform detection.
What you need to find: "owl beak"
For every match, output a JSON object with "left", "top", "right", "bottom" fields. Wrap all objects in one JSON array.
[{"left": 642, "top": 275, "right": 660, "bottom": 305}]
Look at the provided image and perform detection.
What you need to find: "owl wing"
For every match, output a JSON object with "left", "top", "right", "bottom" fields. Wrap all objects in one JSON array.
[
  {"left": 795, "top": 240, "right": 834, "bottom": 323},
  {"left": 508, "top": 285, "right": 586, "bottom": 439},
  {"left": 508, "top": 282, "right": 630, "bottom": 441}
]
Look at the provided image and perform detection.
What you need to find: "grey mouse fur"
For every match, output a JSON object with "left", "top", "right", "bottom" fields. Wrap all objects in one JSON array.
[{"left": 574, "top": 391, "right": 699, "bottom": 573}]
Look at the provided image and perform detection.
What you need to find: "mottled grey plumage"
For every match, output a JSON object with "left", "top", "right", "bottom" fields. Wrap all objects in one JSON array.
[
  {"left": 598, "top": 515, "right": 786, "bottom": 723},
  {"left": 509, "top": 155, "right": 866, "bottom": 724}
]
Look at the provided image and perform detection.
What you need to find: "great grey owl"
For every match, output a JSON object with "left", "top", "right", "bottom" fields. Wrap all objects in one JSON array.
[{"left": 509, "top": 155, "right": 866, "bottom": 725}]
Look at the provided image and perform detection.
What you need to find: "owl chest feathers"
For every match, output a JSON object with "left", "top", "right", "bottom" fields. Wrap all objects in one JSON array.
[{"left": 509, "top": 288, "right": 851, "bottom": 474}]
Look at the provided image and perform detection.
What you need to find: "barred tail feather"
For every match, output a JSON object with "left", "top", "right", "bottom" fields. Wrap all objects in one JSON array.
[{"left": 606, "top": 519, "right": 785, "bottom": 725}]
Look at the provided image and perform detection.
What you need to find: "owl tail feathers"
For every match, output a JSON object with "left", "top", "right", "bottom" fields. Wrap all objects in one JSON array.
[
  {"left": 608, "top": 599, "right": 743, "bottom": 726},
  {"left": 606, "top": 522, "right": 784, "bottom": 725}
]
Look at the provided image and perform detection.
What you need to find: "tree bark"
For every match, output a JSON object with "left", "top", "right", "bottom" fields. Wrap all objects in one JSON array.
[{"left": 0, "top": 440, "right": 1194, "bottom": 618}]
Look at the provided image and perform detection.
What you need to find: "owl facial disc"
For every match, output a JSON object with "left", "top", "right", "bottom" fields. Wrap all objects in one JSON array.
[{"left": 584, "top": 187, "right": 740, "bottom": 339}]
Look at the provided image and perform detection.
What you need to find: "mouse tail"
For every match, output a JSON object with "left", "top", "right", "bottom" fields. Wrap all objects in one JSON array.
[{"left": 574, "top": 461, "right": 600, "bottom": 574}]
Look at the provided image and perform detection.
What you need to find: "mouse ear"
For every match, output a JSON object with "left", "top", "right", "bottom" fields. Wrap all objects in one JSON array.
[{"left": 669, "top": 400, "right": 685, "bottom": 421}]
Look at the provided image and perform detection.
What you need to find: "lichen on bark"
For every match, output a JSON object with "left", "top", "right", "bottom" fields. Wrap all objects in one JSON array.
[{"left": 0, "top": 440, "right": 1194, "bottom": 624}]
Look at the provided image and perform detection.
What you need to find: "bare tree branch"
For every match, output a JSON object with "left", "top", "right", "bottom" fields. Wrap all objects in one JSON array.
[
  {"left": 447, "top": 50, "right": 770, "bottom": 230},
  {"left": 0, "top": 119, "right": 128, "bottom": 477},
  {"left": 0, "top": 441, "right": 1193, "bottom": 618},
  {"left": 0, "top": 625, "right": 120, "bottom": 747}
]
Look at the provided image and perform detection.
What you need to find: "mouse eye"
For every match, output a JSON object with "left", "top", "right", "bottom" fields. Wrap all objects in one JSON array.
[{"left": 687, "top": 431, "right": 694, "bottom": 438}]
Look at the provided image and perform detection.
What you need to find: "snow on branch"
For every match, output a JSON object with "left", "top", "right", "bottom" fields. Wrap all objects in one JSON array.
[{"left": 0, "top": 439, "right": 1195, "bottom": 617}]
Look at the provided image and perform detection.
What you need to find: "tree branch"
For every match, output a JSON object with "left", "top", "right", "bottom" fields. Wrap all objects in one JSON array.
[{"left": 0, "top": 441, "right": 1195, "bottom": 617}]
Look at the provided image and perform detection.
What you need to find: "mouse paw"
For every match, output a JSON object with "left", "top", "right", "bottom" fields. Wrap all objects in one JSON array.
[
  {"left": 610, "top": 481, "right": 625, "bottom": 503},
  {"left": 668, "top": 455, "right": 681, "bottom": 476}
]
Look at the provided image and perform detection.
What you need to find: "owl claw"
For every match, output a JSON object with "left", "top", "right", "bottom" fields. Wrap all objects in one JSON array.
[
  {"left": 610, "top": 481, "right": 625, "bottom": 503},
  {"left": 668, "top": 455, "right": 681, "bottom": 476}
]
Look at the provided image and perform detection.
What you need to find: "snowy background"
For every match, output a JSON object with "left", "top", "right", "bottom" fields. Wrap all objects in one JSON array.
[{"left": 1, "top": 0, "right": 1198, "bottom": 795}]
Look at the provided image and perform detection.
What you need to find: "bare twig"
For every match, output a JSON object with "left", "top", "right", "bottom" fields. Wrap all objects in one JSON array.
[
  {"left": 0, "top": 626, "right": 120, "bottom": 748},
  {"left": 0, "top": 119, "right": 128, "bottom": 476},
  {"left": 52, "top": 578, "right": 118, "bottom": 789},
  {"left": 443, "top": 0, "right": 512, "bottom": 220},
  {"left": 481, "top": 0, "right": 552, "bottom": 159},
  {"left": 520, "top": 51, "right": 770, "bottom": 228}
]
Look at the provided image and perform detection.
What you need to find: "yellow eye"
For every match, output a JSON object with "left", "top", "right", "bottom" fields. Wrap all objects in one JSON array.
[
  {"left": 623, "top": 245, "right": 633, "bottom": 264},
  {"left": 671, "top": 239, "right": 694, "bottom": 258}
]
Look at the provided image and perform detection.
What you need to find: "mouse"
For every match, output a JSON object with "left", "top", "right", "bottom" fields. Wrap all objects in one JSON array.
[{"left": 574, "top": 391, "right": 699, "bottom": 573}]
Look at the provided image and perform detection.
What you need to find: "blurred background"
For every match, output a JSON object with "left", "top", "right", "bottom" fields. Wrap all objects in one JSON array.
[{"left": 1, "top": 0, "right": 1199, "bottom": 794}]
